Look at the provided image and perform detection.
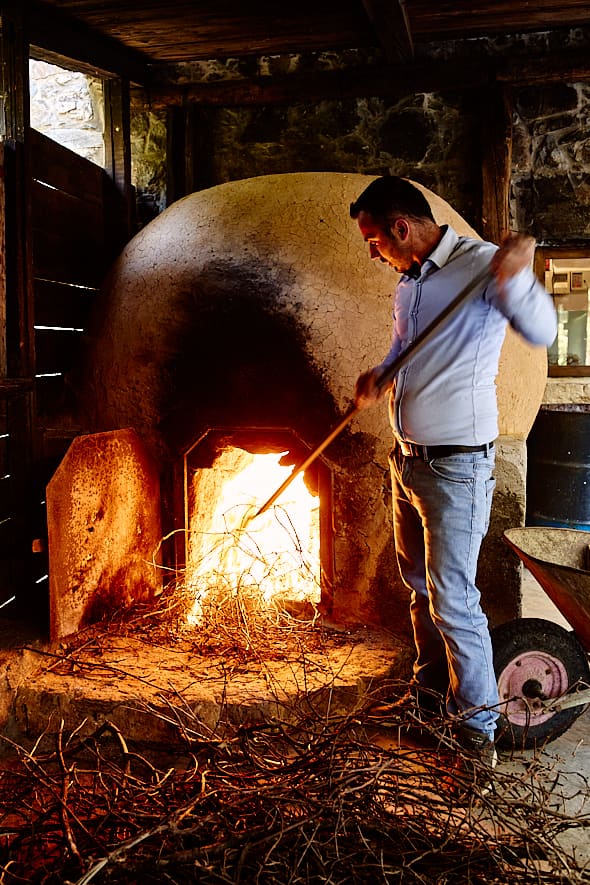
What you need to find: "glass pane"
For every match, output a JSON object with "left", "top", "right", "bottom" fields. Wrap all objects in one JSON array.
[{"left": 545, "top": 257, "right": 590, "bottom": 368}]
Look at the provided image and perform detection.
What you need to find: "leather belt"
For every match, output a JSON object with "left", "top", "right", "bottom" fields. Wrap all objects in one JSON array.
[{"left": 398, "top": 440, "right": 494, "bottom": 460}]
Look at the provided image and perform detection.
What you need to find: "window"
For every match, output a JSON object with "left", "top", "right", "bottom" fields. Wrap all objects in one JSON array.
[
  {"left": 29, "top": 58, "right": 105, "bottom": 168},
  {"left": 535, "top": 249, "right": 590, "bottom": 376}
]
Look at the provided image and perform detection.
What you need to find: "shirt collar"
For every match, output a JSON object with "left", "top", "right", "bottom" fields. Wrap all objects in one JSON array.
[
  {"left": 402, "top": 224, "right": 459, "bottom": 280},
  {"left": 423, "top": 224, "right": 455, "bottom": 270},
  {"left": 401, "top": 224, "right": 457, "bottom": 280}
]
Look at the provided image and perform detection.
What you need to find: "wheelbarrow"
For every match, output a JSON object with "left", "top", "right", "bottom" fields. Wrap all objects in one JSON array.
[{"left": 492, "top": 526, "right": 590, "bottom": 749}]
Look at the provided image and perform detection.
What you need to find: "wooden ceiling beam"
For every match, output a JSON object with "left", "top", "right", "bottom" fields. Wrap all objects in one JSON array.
[
  {"left": 143, "top": 45, "right": 590, "bottom": 108},
  {"left": 405, "top": 0, "right": 590, "bottom": 41},
  {"left": 360, "top": 0, "right": 414, "bottom": 62},
  {"left": 496, "top": 49, "right": 590, "bottom": 86},
  {"left": 28, "top": 1, "right": 150, "bottom": 85},
  {"left": 144, "top": 57, "right": 492, "bottom": 107}
]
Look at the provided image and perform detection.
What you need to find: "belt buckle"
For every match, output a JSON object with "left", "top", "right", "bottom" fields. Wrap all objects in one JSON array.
[{"left": 399, "top": 439, "right": 413, "bottom": 457}]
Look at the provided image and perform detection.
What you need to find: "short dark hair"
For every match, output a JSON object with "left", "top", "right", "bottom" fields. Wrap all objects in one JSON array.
[{"left": 350, "top": 176, "right": 435, "bottom": 225}]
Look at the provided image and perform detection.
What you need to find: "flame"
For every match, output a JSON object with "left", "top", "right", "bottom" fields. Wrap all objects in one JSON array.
[{"left": 186, "top": 447, "right": 320, "bottom": 624}]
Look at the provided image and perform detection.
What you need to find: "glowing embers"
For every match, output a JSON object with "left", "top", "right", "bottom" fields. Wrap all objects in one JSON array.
[{"left": 186, "top": 446, "right": 320, "bottom": 625}]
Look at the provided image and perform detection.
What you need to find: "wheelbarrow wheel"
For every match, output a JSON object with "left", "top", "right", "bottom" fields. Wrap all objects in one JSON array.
[{"left": 491, "top": 617, "right": 590, "bottom": 750}]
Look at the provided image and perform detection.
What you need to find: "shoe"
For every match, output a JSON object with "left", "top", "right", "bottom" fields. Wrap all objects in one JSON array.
[{"left": 447, "top": 724, "right": 498, "bottom": 798}]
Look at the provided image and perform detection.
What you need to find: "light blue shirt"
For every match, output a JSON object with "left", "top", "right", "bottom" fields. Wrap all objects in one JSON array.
[{"left": 376, "top": 226, "right": 558, "bottom": 446}]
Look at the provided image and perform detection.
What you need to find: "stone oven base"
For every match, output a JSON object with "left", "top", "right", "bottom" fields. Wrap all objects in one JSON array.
[{"left": 3, "top": 628, "right": 414, "bottom": 748}]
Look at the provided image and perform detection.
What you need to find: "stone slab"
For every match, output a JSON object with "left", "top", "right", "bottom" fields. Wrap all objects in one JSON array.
[{"left": 11, "top": 629, "right": 414, "bottom": 746}]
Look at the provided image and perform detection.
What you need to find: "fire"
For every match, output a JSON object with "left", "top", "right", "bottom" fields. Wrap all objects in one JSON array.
[{"left": 186, "top": 447, "right": 320, "bottom": 624}]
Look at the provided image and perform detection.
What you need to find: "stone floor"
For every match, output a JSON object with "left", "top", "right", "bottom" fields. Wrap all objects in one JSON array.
[{"left": 529, "top": 711, "right": 590, "bottom": 865}]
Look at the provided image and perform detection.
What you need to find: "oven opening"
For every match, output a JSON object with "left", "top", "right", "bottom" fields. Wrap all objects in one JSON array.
[{"left": 181, "top": 429, "right": 333, "bottom": 630}]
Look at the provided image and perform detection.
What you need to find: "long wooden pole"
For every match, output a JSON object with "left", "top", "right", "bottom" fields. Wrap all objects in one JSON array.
[{"left": 251, "top": 266, "right": 493, "bottom": 521}]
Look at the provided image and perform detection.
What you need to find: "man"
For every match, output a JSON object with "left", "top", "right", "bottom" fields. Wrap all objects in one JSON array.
[{"left": 350, "top": 176, "right": 557, "bottom": 773}]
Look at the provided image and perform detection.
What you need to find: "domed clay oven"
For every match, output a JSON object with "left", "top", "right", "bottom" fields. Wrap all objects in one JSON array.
[{"left": 68, "top": 173, "right": 548, "bottom": 635}]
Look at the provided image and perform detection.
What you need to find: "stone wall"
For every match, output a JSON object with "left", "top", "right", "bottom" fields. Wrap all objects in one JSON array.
[
  {"left": 29, "top": 59, "right": 105, "bottom": 168},
  {"left": 512, "top": 82, "right": 590, "bottom": 243},
  {"left": 30, "top": 34, "right": 590, "bottom": 246},
  {"left": 129, "top": 104, "right": 168, "bottom": 223},
  {"left": 129, "top": 29, "right": 590, "bottom": 246},
  {"left": 132, "top": 85, "right": 482, "bottom": 230}
]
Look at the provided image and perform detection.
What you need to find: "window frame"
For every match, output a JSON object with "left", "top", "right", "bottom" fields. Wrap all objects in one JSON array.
[{"left": 534, "top": 246, "right": 590, "bottom": 377}]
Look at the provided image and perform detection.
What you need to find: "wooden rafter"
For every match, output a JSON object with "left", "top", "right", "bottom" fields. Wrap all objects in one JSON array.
[
  {"left": 28, "top": 1, "right": 150, "bottom": 85},
  {"left": 142, "top": 43, "right": 590, "bottom": 110},
  {"left": 360, "top": 0, "right": 414, "bottom": 62}
]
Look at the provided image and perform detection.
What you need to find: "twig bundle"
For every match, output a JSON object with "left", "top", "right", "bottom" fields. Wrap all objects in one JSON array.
[
  {"left": 0, "top": 697, "right": 588, "bottom": 884},
  {"left": 6, "top": 514, "right": 589, "bottom": 882}
]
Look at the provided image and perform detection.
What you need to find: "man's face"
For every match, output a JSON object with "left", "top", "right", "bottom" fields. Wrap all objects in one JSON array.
[{"left": 357, "top": 210, "right": 411, "bottom": 273}]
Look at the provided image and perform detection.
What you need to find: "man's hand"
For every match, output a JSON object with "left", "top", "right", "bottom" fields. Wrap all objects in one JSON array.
[
  {"left": 354, "top": 368, "right": 389, "bottom": 409},
  {"left": 490, "top": 231, "right": 536, "bottom": 285}
]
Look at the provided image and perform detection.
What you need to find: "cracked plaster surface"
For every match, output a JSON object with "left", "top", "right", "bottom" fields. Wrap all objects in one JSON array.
[{"left": 79, "top": 172, "right": 547, "bottom": 461}]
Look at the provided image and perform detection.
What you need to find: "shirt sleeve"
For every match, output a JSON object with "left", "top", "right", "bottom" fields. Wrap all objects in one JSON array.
[
  {"left": 485, "top": 267, "right": 557, "bottom": 347},
  {"left": 372, "top": 308, "right": 403, "bottom": 386}
]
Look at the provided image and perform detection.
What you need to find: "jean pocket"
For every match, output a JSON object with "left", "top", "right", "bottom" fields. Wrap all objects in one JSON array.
[
  {"left": 428, "top": 455, "right": 476, "bottom": 483},
  {"left": 427, "top": 454, "right": 488, "bottom": 485}
]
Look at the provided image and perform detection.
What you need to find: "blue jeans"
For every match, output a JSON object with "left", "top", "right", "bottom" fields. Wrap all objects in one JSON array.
[{"left": 389, "top": 445, "right": 499, "bottom": 737}]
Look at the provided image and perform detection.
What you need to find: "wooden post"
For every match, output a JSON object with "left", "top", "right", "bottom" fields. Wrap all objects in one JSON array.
[
  {"left": 166, "top": 106, "right": 187, "bottom": 204},
  {"left": 166, "top": 105, "right": 217, "bottom": 202},
  {"left": 480, "top": 84, "right": 513, "bottom": 245},
  {"left": 104, "top": 76, "right": 134, "bottom": 247},
  {"left": 187, "top": 106, "right": 217, "bottom": 193},
  {"left": 0, "top": 3, "right": 35, "bottom": 379},
  {"left": 0, "top": 3, "right": 38, "bottom": 614}
]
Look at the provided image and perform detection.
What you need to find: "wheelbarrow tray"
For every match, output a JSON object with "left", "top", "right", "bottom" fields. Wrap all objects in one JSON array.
[{"left": 504, "top": 527, "right": 590, "bottom": 652}]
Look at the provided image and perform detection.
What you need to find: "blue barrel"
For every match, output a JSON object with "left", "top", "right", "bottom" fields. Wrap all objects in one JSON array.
[{"left": 526, "top": 405, "right": 590, "bottom": 531}]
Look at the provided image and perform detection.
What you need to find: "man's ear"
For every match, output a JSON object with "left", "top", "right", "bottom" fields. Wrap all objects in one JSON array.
[{"left": 394, "top": 218, "right": 409, "bottom": 240}]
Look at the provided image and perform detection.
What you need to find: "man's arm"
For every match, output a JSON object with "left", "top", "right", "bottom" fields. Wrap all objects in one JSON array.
[{"left": 488, "top": 232, "right": 557, "bottom": 347}]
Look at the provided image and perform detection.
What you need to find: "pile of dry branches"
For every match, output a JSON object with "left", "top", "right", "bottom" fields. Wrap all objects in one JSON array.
[
  {"left": 7, "top": 516, "right": 589, "bottom": 882},
  {"left": 0, "top": 695, "right": 588, "bottom": 884}
]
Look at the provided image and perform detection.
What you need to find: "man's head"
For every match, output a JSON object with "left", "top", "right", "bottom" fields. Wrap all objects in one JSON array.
[
  {"left": 350, "top": 176, "right": 435, "bottom": 227},
  {"left": 350, "top": 175, "right": 439, "bottom": 273}
]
